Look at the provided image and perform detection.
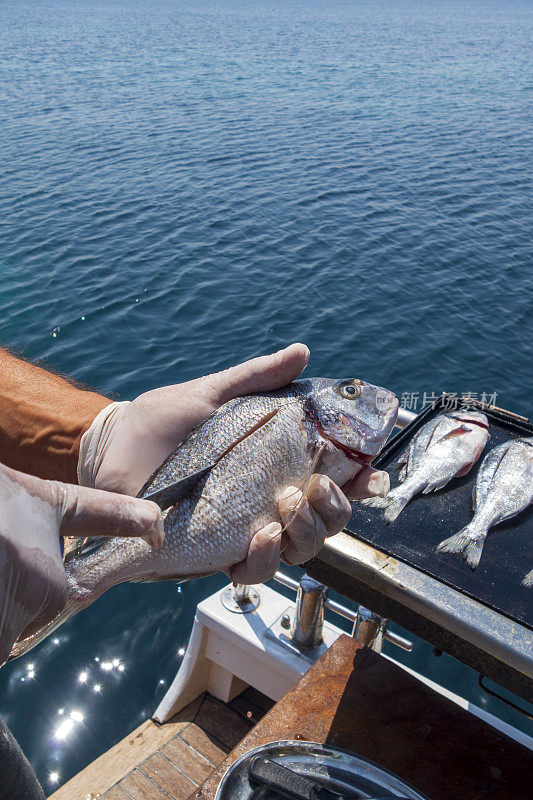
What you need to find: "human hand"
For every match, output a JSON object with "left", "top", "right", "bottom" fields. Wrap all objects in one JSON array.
[
  {"left": 79, "top": 344, "right": 390, "bottom": 584},
  {"left": 0, "top": 462, "right": 163, "bottom": 666}
]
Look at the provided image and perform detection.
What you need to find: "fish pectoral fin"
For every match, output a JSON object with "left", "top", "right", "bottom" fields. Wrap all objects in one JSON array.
[
  {"left": 422, "top": 476, "right": 453, "bottom": 494},
  {"left": 139, "top": 408, "right": 281, "bottom": 506},
  {"left": 142, "top": 466, "right": 213, "bottom": 510},
  {"left": 456, "top": 461, "right": 475, "bottom": 477},
  {"left": 63, "top": 536, "right": 108, "bottom": 565},
  {"left": 523, "top": 569, "right": 533, "bottom": 588},
  {"left": 440, "top": 424, "right": 471, "bottom": 441}
]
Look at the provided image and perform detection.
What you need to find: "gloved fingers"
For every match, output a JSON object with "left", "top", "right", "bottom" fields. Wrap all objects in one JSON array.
[
  {"left": 0, "top": 562, "right": 37, "bottom": 665},
  {"left": 0, "top": 464, "right": 70, "bottom": 657},
  {"left": 341, "top": 466, "right": 390, "bottom": 500},
  {"left": 13, "top": 565, "right": 69, "bottom": 643},
  {"left": 0, "top": 465, "right": 164, "bottom": 548},
  {"left": 202, "top": 343, "right": 309, "bottom": 407},
  {"left": 277, "top": 485, "right": 328, "bottom": 566},
  {"left": 229, "top": 522, "right": 282, "bottom": 585},
  {"left": 53, "top": 482, "right": 165, "bottom": 548},
  {"left": 306, "top": 474, "right": 353, "bottom": 534}
]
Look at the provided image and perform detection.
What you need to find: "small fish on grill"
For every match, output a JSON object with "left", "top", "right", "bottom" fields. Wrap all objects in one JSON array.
[
  {"left": 361, "top": 411, "right": 489, "bottom": 522},
  {"left": 10, "top": 377, "right": 398, "bottom": 659},
  {"left": 438, "top": 437, "right": 533, "bottom": 569}
]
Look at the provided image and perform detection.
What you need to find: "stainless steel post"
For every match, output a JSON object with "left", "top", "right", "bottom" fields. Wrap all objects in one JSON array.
[
  {"left": 352, "top": 606, "right": 385, "bottom": 652},
  {"left": 221, "top": 582, "right": 260, "bottom": 613},
  {"left": 396, "top": 407, "right": 417, "bottom": 428},
  {"left": 272, "top": 571, "right": 413, "bottom": 652},
  {"left": 290, "top": 574, "right": 327, "bottom": 648},
  {"left": 233, "top": 584, "right": 250, "bottom": 603}
]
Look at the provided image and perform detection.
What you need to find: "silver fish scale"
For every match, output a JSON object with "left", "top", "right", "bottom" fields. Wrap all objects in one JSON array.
[
  {"left": 60, "top": 402, "right": 318, "bottom": 605},
  {"left": 140, "top": 389, "right": 306, "bottom": 495},
  {"left": 473, "top": 437, "right": 533, "bottom": 520},
  {"left": 10, "top": 376, "right": 398, "bottom": 660},
  {"left": 160, "top": 403, "right": 316, "bottom": 575},
  {"left": 437, "top": 436, "right": 533, "bottom": 568},
  {"left": 400, "top": 412, "right": 489, "bottom": 491}
]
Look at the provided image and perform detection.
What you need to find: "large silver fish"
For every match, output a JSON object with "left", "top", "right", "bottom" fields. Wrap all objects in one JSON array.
[
  {"left": 361, "top": 411, "right": 489, "bottom": 522},
  {"left": 10, "top": 377, "right": 398, "bottom": 658},
  {"left": 438, "top": 437, "right": 533, "bottom": 569}
]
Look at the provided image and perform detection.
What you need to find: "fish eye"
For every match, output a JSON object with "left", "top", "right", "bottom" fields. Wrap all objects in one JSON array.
[{"left": 340, "top": 381, "right": 361, "bottom": 399}]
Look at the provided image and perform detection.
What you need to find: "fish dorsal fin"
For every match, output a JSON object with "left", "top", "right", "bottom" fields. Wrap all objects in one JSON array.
[{"left": 139, "top": 396, "right": 288, "bottom": 499}]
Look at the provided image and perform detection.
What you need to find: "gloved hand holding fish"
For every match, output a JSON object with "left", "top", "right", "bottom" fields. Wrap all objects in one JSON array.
[
  {"left": 361, "top": 411, "right": 490, "bottom": 522},
  {"left": 0, "top": 462, "right": 164, "bottom": 667},
  {"left": 10, "top": 344, "right": 398, "bottom": 659},
  {"left": 438, "top": 437, "right": 533, "bottom": 570}
]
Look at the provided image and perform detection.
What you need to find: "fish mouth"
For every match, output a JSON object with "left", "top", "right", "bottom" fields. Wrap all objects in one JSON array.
[{"left": 315, "top": 423, "right": 374, "bottom": 466}]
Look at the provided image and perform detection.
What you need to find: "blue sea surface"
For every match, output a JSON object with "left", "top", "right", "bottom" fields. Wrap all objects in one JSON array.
[{"left": 0, "top": 0, "right": 532, "bottom": 789}]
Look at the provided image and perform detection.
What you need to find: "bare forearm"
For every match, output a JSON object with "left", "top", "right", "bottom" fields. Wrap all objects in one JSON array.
[{"left": 0, "top": 349, "right": 111, "bottom": 482}]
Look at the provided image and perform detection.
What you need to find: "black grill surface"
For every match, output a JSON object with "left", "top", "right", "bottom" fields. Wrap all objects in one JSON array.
[{"left": 346, "top": 396, "right": 533, "bottom": 629}]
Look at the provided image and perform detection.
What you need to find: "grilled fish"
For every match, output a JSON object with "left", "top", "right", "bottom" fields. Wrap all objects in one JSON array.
[
  {"left": 361, "top": 411, "right": 489, "bottom": 522},
  {"left": 10, "top": 377, "right": 398, "bottom": 658},
  {"left": 438, "top": 437, "right": 533, "bottom": 568}
]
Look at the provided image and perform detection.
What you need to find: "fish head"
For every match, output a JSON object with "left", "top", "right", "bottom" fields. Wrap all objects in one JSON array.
[
  {"left": 448, "top": 410, "right": 489, "bottom": 430},
  {"left": 300, "top": 377, "right": 398, "bottom": 464}
]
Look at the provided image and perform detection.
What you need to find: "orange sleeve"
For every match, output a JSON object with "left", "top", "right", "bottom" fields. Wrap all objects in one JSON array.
[{"left": 0, "top": 349, "right": 112, "bottom": 483}]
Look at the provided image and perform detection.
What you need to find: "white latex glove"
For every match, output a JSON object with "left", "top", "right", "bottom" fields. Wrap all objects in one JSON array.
[
  {"left": 0, "top": 462, "right": 163, "bottom": 666},
  {"left": 78, "top": 344, "right": 389, "bottom": 584}
]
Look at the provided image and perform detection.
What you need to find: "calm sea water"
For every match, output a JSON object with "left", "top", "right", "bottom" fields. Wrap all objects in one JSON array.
[{"left": 1, "top": 0, "right": 532, "bottom": 789}]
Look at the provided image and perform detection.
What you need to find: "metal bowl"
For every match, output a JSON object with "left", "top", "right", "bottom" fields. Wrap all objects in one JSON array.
[{"left": 214, "top": 740, "right": 429, "bottom": 799}]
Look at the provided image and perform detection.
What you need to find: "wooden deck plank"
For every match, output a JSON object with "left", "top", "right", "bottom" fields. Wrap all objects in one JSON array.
[
  {"left": 48, "top": 688, "right": 269, "bottom": 799},
  {"left": 119, "top": 768, "right": 173, "bottom": 800},
  {"left": 47, "top": 696, "right": 202, "bottom": 800},
  {"left": 140, "top": 752, "right": 197, "bottom": 798},
  {"left": 160, "top": 735, "right": 214, "bottom": 784},
  {"left": 194, "top": 694, "right": 253, "bottom": 750},
  {"left": 179, "top": 722, "right": 229, "bottom": 767},
  {"left": 99, "top": 787, "right": 131, "bottom": 800}
]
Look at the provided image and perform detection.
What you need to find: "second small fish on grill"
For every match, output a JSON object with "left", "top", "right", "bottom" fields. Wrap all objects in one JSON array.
[
  {"left": 438, "top": 436, "right": 533, "bottom": 570},
  {"left": 361, "top": 411, "right": 490, "bottom": 522}
]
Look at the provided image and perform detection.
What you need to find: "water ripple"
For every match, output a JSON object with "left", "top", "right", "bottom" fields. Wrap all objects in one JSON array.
[{"left": 0, "top": 0, "right": 532, "bottom": 786}]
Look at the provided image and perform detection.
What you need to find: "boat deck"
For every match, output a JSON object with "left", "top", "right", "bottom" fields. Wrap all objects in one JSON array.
[
  {"left": 50, "top": 636, "right": 532, "bottom": 800},
  {"left": 48, "top": 688, "right": 274, "bottom": 800}
]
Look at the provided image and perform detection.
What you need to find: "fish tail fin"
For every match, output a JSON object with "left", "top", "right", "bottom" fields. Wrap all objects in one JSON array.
[
  {"left": 437, "top": 522, "right": 487, "bottom": 569},
  {"left": 360, "top": 488, "right": 412, "bottom": 523},
  {"left": 463, "top": 535, "right": 487, "bottom": 569},
  {"left": 523, "top": 569, "right": 533, "bottom": 588},
  {"left": 9, "top": 584, "right": 92, "bottom": 661}
]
